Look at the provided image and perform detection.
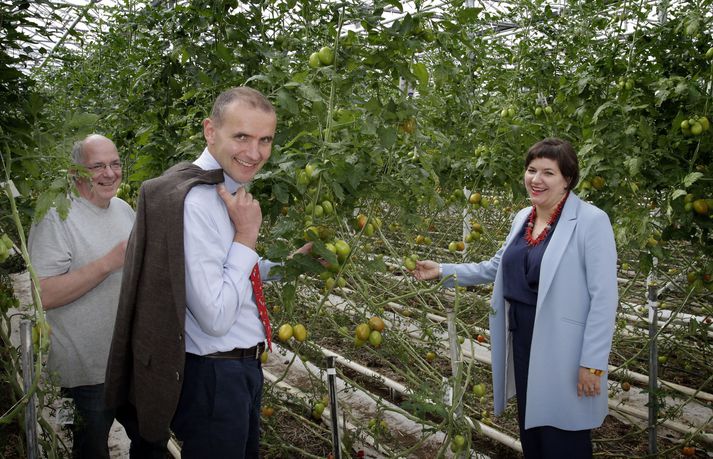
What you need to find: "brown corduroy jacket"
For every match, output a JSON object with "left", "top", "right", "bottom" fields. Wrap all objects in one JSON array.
[{"left": 104, "top": 163, "right": 224, "bottom": 443}]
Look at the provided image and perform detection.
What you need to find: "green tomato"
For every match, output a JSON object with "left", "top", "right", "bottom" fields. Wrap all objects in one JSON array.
[
  {"left": 322, "top": 200, "right": 334, "bottom": 214},
  {"left": 312, "top": 402, "right": 325, "bottom": 419},
  {"left": 317, "top": 46, "right": 334, "bottom": 65},
  {"left": 368, "top": 330, "right": 382, "bottom": 348},
  {"left": 296, "top": 170, "right": 310, "bottom": 186},
  {"left": 472, "top": 383, "right": 486, "bottom": 397},
  {"left": 304, "top": 163, "right": 317, "bottom": 177},
  {"left": 309, "top": 52, "right": 321, "bottom": 68},
  {"left": 324, "top": 277, "right": 336, "bottom": 290},
  {"left": 363, "top": 223, "right": 374, "bottom": 237},
  {"left": 334, "top": 240, "right": 350, "bottom": 261}
]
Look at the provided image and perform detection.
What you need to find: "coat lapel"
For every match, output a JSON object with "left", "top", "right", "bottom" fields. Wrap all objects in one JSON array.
[{"left": 536, "top": 193, "right": 580, "bottom": 310}]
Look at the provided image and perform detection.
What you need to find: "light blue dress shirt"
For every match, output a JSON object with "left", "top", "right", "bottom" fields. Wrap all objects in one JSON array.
[{"left": 183, "top": 149, "right": 279, "bottom": 355}]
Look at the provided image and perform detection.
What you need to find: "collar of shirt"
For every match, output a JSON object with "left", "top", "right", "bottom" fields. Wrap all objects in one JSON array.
[{"left": 193, "top": 148, "right": 244, "bottom": 194}]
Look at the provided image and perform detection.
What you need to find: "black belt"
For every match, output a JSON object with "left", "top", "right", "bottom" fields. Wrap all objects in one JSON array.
[{"left": 203, "top": 343, "right": 265, "bottom": 360}]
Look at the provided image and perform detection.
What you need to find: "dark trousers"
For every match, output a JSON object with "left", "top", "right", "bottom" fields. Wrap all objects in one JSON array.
[
  {"left": 171, "top": 353, "right": 264, "bottom": 459},
  {"left": 62, "top": 384, "right": 114, "bottom": 459},
  {"left": 115, "top": 403, "right": 170, "bottom": 459},
  {"left": 510, "top": 301, "right": 593, "bottom": 459}
]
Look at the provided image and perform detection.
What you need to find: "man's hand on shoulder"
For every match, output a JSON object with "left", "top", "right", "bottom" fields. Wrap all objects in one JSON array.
[{"left": 217, "top": 185, "right": 262, "bottom": 249}]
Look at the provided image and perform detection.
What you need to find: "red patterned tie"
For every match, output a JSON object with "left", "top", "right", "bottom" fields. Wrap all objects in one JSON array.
[{"left": 249, "top": 264, "right": 272, "bottom": 351}]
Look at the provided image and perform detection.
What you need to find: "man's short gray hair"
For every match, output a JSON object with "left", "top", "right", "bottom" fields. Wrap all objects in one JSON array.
[
  {"left": 210, "top": 87, "right": 275, "bottom": 127},
  {"left": 71, "top": 139, "right": 85, "bottom": 164}
]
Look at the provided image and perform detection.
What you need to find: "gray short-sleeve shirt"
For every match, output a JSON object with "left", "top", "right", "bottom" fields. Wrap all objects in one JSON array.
[{"left": 28, "top": 196, "right": 135, "bottom": 388}]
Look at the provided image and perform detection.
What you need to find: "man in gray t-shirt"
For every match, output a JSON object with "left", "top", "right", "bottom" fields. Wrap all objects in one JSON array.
[{"left": 28, "top": 134, "right": 134, "bottom": 459}]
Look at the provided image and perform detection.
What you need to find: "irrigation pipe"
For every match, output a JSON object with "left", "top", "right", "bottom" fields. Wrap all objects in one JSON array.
[
  {"left": 304, "top": 343, "right": 522, "bottom": 454},
  {"left": 385, "top": 279, "right": 713, "bottom": 404},
  {"left": 609, "top": 402, "right": 713, "bottom": 444},
  {"left": 310, "top": 270, "right": 711, "bottom": 449},
  {"left": 263, "top": 369, "right": 383, "bottom": 458}
]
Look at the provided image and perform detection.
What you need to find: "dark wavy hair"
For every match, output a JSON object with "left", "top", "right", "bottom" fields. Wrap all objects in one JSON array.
[{"left": 524, "top": 138, "right": 579, "bottom": 191}]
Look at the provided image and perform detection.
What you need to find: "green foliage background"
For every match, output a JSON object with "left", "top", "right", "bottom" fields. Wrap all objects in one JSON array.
[
  {"left": 2, "top": 1, "right": 713, "bottom": 456},
  {"left": 14, "top": 0, "right": 710, "bottom": 268}
]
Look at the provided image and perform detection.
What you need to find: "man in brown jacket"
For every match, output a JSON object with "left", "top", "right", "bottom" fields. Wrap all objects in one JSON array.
[{"left": 106, "top": 87, "right": 309, "bottom": 458}]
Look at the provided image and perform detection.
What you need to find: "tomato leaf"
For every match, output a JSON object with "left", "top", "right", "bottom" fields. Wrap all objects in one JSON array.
[
  {"left": 264, "top": 239, "right": 292, "bottom": 260},
  {"left": 683, "top": 172, "right": 703, "bottom": 188},
  {"left": 297, "top": 84, "right": 323, "bottom": 102},
  {"left": 377, "top": 126, "right": 397, "bottom": 148},
  {"left": 309, "top": 240, "right": 338, "bottom": 267},
  {"left": 55, "top": 192, "right": 71, "bottom": 221},
  {"left": 33, "top": 191, "right": 56, "bottom": 222},
  {"left": 455, "top": 7, "right": 482, "bottom": 24},
  {"left": 276, "top": 88, "right": 298, "bottom": 115},
  {"left": 412, "top": 62, "right": 429, "bottom": 88},
  {"left": 215, "top": 42, "right": 233, "bottom": 61},
  {"left": 280, "top": 282, "right": 296, "bottom": 315}
]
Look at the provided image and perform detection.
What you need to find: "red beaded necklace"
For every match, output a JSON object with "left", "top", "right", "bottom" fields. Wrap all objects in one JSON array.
[{"left": 525, "top": 192, "right": 569, "bottom": 246}]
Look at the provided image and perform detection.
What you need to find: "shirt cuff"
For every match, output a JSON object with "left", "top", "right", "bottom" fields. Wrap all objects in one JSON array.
[{"left": 225, "top": 242, "right": 260, "bottom": 274}]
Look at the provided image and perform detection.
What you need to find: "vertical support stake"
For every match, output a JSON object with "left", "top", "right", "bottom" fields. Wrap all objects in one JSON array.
[
  {"left": 20, "top": 320, "right": 38, "bottom": 459},
  {"left": 445, "top": 304, "right": 462, "bottom": 417},
  {"left": 646, "top": 272, "right": 658, "bottom": 456},
  {"left": 326, "top": 356, "right": 341, "bottom": 459}
]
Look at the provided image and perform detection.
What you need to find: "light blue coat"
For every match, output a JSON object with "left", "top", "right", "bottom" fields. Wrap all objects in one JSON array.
[{"left": 442, "top": 193, "right": 618, "bottom": 430}]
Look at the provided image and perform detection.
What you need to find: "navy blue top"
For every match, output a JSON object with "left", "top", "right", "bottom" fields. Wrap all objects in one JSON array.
[{"left": 501, "top": 212, "right": 559, "bottom": 307}]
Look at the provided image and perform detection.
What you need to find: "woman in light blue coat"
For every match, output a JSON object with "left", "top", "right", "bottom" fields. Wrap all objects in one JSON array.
[{"left": 414, "top": 138, "right": 618, "bottom": 458}]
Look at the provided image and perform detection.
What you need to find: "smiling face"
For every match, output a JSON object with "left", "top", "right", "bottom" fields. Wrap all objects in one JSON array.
[
  {"left": 75, "top": 136, "right": 122, "bottom": 208},
  {"left": 203, "top": 100, "right": 277, "bottom": 183},
  {"left": 524, "top": 157, "right": 570, "bottom": 213}
]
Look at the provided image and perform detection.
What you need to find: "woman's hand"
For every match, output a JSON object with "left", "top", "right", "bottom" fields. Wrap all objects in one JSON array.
[
  {"left": 577, "top": 366, "right": 602, "bottom": 398},
  {"left": 413, "top": 260, "right": 440, "bottom": 281}
]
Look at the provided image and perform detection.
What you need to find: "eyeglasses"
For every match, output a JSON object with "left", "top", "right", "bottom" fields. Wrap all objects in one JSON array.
[{"left": 86, "top": 161, "right": 122, "bottom": 173}]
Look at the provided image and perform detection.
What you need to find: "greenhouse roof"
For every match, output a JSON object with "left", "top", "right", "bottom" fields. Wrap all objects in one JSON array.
[{"left": 9, "top": 0, "right": 684, "bottom": 76}]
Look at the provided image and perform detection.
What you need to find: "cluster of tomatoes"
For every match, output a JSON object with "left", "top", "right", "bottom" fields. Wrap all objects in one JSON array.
[
  {"left": 355, "top": 213, "right": 382, "bottom": 238},
  {"left": 116, "top": 182, "right": 136, "bottom": 208},
  {"left": 684, "top": 193, "right": 712, "bottom": 217},
  {"left": 277, "top": 322, "right": 308, "bottom": 343},
  {"left": 680, "top": 115, "right": 710, "bottom": 136},
  {"left": 308, "top": 46, "right": 334, "bottom": 68},
  {"left": 353, "top": 316, "right": 385, "bottom": 349},
  {"left": 402, "top": 253, "right": 418, "bottom": 271}
]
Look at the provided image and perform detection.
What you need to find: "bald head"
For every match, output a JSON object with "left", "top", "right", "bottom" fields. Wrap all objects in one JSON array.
[
  {"left": 72, "top": 134, "right": 116, "bottom": 165},
  {"left": 72, "top": 134, "right": 122, "bottom": 208}
]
